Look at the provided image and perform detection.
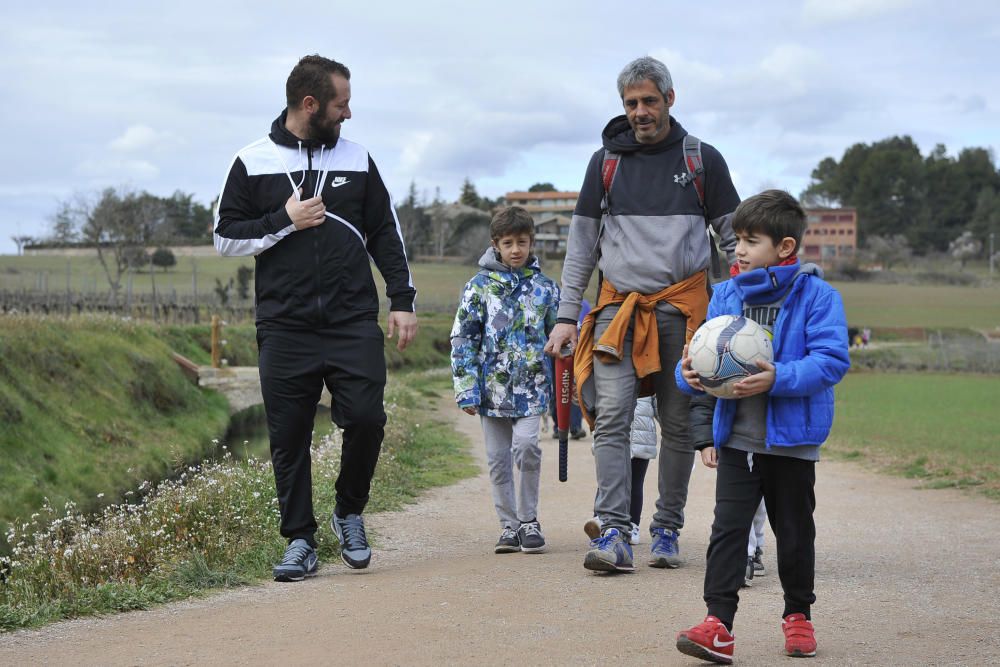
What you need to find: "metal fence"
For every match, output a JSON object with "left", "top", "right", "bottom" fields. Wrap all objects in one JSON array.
[{"left": 0, "top": 290, "right": 254, "bottom": 324}]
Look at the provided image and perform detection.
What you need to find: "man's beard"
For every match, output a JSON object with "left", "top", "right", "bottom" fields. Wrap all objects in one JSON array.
[{"left": 308, "top": 106, "right": 341, "bottom": 144}]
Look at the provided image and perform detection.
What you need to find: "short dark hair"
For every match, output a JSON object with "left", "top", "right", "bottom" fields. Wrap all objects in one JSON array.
[
  {"left": 286, "top": 55, "right": 351, "bottom": 109},
  {"left": 490, "top": 206, "right": 535, "bottom": 241},
  {"left": 731, "top": 189, "right": 807, "bottom": 252}
]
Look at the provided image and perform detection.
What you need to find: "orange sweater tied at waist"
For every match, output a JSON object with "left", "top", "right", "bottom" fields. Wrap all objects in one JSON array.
[{"left": 574, "top": 272, "right": 709, "bottom": 428}]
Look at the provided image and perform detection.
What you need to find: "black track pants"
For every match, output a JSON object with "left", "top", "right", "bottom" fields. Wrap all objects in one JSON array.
[
  {"left": 704, "top": 447, "right": 816, "bottom": 628},
  {"left": 258, "top": 322, "right": 387, "bottom": 546}
]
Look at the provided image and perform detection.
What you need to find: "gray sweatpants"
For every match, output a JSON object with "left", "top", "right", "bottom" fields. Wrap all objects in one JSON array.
[
  {"left": 592, "top": 305, "right": 695, "bottom": 533},
  {"left": 479, "top": 414, "right": 542, "bottom": 529}
]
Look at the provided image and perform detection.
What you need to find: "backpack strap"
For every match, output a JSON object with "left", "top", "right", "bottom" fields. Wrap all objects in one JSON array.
[
  {"left": 683, "top": 134, "right": 721, "bottom": 278},
  {"left": 594, "top": 150, "right": 621, "bottom": 301},
  {"left": 600, "top": 150, "right": 620, "bottom": 214}
]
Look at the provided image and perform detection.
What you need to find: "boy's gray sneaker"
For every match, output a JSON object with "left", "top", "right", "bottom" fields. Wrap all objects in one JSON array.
[
  {"left": 331, "top": 512, "right": 371, "bottom": 569},
  {"left": 752, "top": 547, "right": 766, "bottom": 576},
  {"left": 495, "top": 526, "right": 520, "bottom": 553},
  {"left": 649, "top": 527, "right": 682, "bottom": 568},
  {"left": 583, "top": 527, "right": 635, "bottom": 572},
  {"left": 272, "top": 538, "right": 318, "bottom": 582},
  {"left": 518, "top": 520, "right": 546, "bottom": 553},
  {"left": 743, "top": 555, "right": 754, "bottom": 588}
]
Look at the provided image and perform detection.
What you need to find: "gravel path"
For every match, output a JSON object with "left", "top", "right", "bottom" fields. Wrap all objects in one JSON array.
[{"left": 2, "top": 398, "right": 998, "bottom": 666}]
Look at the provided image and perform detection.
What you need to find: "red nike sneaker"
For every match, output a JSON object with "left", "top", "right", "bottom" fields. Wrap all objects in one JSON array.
[
  {"left": 782, "top": 613, "right": 817, "bottom": 657},
  {"left": 676, "top": 615, "right": 735, "bottom": 664}
]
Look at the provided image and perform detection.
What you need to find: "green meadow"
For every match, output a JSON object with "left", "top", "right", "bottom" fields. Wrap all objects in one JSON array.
[
  {"left": 4, "top": 251, "right": 998, "bottom": 327},
  {"left": 828, "top": 372, "right": 1000, "bottom": 499}
]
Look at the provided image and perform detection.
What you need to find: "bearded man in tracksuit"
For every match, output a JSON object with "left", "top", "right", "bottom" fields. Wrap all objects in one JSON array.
[
  {"left": 545, "top": 56, "right": 740, "bottom": 573},
  {"left": 214, "top": 55, "right": 417, "bottom": 581}
]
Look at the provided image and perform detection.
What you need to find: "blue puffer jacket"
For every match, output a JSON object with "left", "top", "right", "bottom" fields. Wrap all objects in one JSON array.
[{"left": 674, "top": 263, "right": 850, "bottom": 448}]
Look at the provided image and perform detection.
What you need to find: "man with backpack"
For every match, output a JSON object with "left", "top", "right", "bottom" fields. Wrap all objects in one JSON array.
[{"left": 544, "top": 56, "right": 740, "bottom": 573}]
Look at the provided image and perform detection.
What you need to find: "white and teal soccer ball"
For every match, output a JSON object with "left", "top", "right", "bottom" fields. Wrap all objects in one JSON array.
[{"left": 688, "top": 315, "right": 773, "bottom": 399}]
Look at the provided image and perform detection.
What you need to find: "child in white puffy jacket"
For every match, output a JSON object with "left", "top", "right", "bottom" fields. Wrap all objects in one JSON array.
[{"left": 585, "top": 396, "right": 658, "bottom": 545}]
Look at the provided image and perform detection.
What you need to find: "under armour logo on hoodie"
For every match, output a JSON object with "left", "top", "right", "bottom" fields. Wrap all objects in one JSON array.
[{"left": 674, "top": 172, "right": 693, "bottom": 187}]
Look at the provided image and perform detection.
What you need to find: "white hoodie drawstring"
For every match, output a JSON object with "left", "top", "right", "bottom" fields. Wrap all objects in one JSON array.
[{"left": 271, "top": 140, "right": 306, "bottom": 200}]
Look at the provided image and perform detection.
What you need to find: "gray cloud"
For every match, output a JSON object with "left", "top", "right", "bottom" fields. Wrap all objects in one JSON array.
[{"left": 0, "top": 1, "right": 998, "bottom": 253}]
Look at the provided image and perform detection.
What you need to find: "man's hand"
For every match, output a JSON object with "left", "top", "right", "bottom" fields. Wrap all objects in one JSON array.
[
  {"left": 544, "top": 322, "right": 578, "bottom": 358},
  {"left": 387, "top": 310, "right": 418, "bottom": 351},
  {"left": 731, "top": 359, "right": 776, "bottom": 398},
  {"left": 285, "top": 189, "right": 327, "bottom": 230},
  {"left": 462, "top": 406, "right": 478, "bottom": 416},
  {"left": 700, "top": 447, "right": 718, "bottom": 468},
  {"left": 680, "top": 344, "right": 704, "bottom": 391}
]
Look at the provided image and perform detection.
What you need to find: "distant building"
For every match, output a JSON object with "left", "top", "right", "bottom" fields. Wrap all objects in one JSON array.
[
  {"left": 505, "top": 191, "right": 579, "bottom": 255},
  {"left": 801, "top": 208, "right": 857, "bottom": 266}
]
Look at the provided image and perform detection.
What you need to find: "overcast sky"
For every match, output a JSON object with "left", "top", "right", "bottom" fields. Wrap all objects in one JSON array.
[{"left": 1, "top": 0, "right": 997, "bottom": 254}]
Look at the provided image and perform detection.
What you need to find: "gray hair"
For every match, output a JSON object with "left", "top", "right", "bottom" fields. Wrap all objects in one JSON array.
[{"left": 617, "top": 56, "right": 673, "bottom": 99}]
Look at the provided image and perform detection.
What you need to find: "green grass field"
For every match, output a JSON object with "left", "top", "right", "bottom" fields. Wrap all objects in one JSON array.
[
  {"left": 833, "top": 282, "right": 1000, "bottom": 330},
  {"left": 4, "top": 252, "right": 997, "bottom": 327},
  {"left": 0, "top": 253, "right": 255, "bottom": 301},
  {"left": 829, "top": 372, "right": 1000, "bottom": 498}
]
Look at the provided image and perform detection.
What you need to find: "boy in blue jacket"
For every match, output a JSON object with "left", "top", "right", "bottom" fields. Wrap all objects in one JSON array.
[
  {"left": 451, "top": 206, "right": 560, "bottom": 555},
  {"left": 674, "top": 190, "right": 850, "bottom": 664}
]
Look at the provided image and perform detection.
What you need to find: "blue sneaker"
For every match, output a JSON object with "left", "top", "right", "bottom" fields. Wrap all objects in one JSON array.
[
  {"left": 331, "top": 512, "right": 372, "bottom": 569},
  {"left": 649, "top": 527, "right": 682, "bottom": 568},
  {"left": 272, "top": 538, "right": 318, "bottom": 582},
  {"left": 583, "top": 527, "right": 635, "bottom": 572}
]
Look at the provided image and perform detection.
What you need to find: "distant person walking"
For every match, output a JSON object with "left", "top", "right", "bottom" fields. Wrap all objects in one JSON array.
[
  {"left": 214, "top": 54, "right": 417, "bottom": 581},
  {"left": 545, "top": 56, "right": 741, "bottom": 573}
]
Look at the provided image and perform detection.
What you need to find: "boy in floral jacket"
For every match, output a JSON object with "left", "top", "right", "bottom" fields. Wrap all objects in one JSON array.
[{"left": 451, "top": 206, "right": 560, "bottom": 554}]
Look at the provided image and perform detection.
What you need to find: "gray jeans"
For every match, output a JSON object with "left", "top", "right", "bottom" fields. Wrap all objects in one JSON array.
[
  {"left": 592, "top": 305, "right": 694, "bottom": 533},
  {"left": 480, "top": 414, "right": 542, "bottom": 528}
]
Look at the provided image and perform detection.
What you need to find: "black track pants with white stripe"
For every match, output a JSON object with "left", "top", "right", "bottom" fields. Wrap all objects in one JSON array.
[{"left": 258, "top": 321, "right": 387, "bottom": 547}]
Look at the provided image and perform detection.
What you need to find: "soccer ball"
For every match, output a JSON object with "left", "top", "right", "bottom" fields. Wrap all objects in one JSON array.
[{"left": 687, "top": 315, "right": 773, "bottom": 399}]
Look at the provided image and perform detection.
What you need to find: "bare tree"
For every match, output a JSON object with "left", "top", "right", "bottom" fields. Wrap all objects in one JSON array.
[
  {"left": 11, "top": 235, "right": 34, "bottom": 255},
  {"left": 81, "top": 188, "right": 166, "bottom": 301},
  {"left": 863, "top": 234, "right": 912, "bottom": 270},
  {"left": 948, "top": 230, "right": 982, "bottom": 270}
]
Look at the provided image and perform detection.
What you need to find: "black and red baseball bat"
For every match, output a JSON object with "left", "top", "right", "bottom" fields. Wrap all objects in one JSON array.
[{"left": 555, "top": 348, "right": 574, "bottom": 482}]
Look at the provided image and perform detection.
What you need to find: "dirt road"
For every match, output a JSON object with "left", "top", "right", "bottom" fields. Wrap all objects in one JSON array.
[{"left": 2, "top": 400, "right": 999, "bottom": 666}]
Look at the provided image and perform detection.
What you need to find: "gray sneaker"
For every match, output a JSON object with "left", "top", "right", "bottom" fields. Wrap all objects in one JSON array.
[
  {"left": 495, "top": 527, "right": 520, "bottom": 553},
  {"left": 517, "top": 520, "right": 546, "bottom": 553},
  {"left": 272, "top": 538, "right": 318, "bottom": 582},
  {"left": 752, "top": 547, "right": 766, "bottom": 577},
  {"left": 583, "top": 527, "right": 635, "bottom": 572},
  {"left": 649, "top": 527, "right": 682, "bottom": 568},
  {"left": 331, "top": 512, "right": 371, "bottom": 569}
]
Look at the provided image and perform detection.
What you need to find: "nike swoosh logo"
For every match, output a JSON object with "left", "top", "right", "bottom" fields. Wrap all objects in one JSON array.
[
  {"left": 330, "top": 180, "right": 350, "bottom": 188},
  {"left": 713, "top": 636, "right": 735, "bottom": 648}
]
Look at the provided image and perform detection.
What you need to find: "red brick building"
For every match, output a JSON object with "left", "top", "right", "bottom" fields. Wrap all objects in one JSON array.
[
  {"left": 505, "top": 191, "right": 579, "bottom": 255},
  {"left": 801, "top": 208, "right": 857, "bottom": 266}
]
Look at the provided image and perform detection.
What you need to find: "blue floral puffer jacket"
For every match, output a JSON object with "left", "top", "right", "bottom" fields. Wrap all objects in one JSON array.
[{"left": 451, "top": 248, "right": 560, "bottom": 418}]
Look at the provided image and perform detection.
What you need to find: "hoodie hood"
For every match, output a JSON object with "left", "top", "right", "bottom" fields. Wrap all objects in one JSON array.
[
  {"left": 477, "top": 247, "right": 541, "bottom": 279},
  {"left": 731, "top": 261, "right": 823, "bottom": 305},
  {"left": 268, "top": 109, "right": 339, "bottom": 150},
  {"left": 601, "top": 114, "right": 687, "bottom": 155}
]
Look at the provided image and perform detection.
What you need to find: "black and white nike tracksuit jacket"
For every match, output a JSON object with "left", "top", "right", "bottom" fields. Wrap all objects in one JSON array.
[
  {"left": 215, "top": 111, "right": 412, "bottom": 543},
  {"left": 214, "top": 110, "right": 415, "bottom": 330}
]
